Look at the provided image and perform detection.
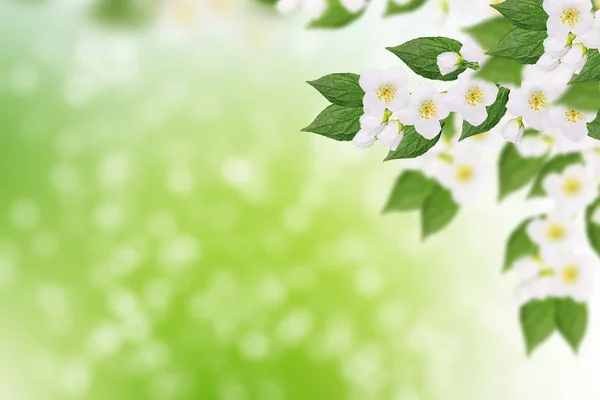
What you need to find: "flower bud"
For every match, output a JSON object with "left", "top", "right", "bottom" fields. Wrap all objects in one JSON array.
[
  {"left": 437, "top": 52, "right": 462, "bottom": 75},
  {"left": 502, "top": 118, "right": 525, "bottom": 143}
]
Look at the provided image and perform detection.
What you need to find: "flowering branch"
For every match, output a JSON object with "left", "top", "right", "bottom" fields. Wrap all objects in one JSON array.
[{"left": 302, "top": 0, "right": 600, "bottom": 355}]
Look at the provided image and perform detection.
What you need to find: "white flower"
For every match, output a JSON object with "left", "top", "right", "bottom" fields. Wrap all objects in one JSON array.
[
  {"left": 561, "top": 43, "right": 589, "bottom": 74},
  {"left": 506, "top": 67, "right": 570, "bottom": 130},
  {"left": 546, "top": 253, "right": 598, "bottom": 301},
  {"left": 437, "top": 52, "right": 461, "bottom": 76},
  {"left": 444, "top": 69, "right": 498, "bottom": 126},
  {"left": 359, "top": 69, "right": 410, "bottom": 117},
  {"left": 340, "top": 0, "right": 367, "bottom": 13},
  {"left": 437, "top": 147, "right": 486, "bottom": 204},
  {"left": 276, "top": 0, "right": 327, "bottom": 19},
  {"left": 580, "top": 11, "right": 600, "bottom": 49},
  {"left": 461, "top": 38, "right": 487, "bottom": 64},
  {"left": 516, "top": 135, "right": 551, "bottom": 158},
  {"left": 542, "top": 164, "right": 597, "bottom": 211},
  {"left": 539, "top": 36, "right": 588, "bottom": 73},
  {"left": 397, "top": 83, "right": 449, "bottom": 139},
  {"left": 549, "top": 105, "right": 597, "bottom": 142},
  {"left": 527, "top": 211, "right": 583, "bottom": 254},
  {"left": 352, "top": 114, "right": 404, "bottom": 151},
  {"left": 513, "top": 257, "right": 553, "bottom": 305},
  {"left": 436, "top": 39, "right": 486, "bottom": 76},
  {"left": 544, "top": 0, "right": 594, "bottom": 40},
  {"left": 403, "top": 138, "right": 451, "bottom": 178},
  {"left": 501, "top": 118, "right": 525, "bottom": 143},
  {"left": 536, "top": 53, "right": 561, "bottom": 72}
]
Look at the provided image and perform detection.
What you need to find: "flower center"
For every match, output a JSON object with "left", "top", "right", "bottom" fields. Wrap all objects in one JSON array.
[
  {"left": 561, "top": 8, "right": 580, "bottom": 27},
  {"left": 561, "top": 177, "right": 582, "bottom": 196},
  {"left": 376, "top": 84, "right": 397, "bottom": 103},
  {"left": 454, "top": 165, "right": 474, "bottom": 183},
  {"left": 565, "top": 108, "right": 584, "bottom": 123},
  {"left": 528, "top": 91, "right": 547, "bottom": 111},
  {"left": 418, "top": 100, "right": 438, "bottom": 120},
  {"left": 561, "top": 265, "right": 580, "bottom": 285},
  {"left": 546, "top": 223, "right": 566, "bottom": 242},
  {"left": 464, "top": 87, "right": 484, "bottom": 107}
]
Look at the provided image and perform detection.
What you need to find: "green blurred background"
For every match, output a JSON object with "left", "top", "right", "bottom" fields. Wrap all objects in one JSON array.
[{"left": 1, "top": 0, "right": 600, "bottom": 399}]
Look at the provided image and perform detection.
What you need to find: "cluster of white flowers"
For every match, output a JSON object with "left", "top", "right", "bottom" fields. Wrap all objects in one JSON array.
[
  {"left": 353, "top": 39, "right": 494, "bottom": 153},
  {"left": 503, "top": 0, "right": 600, "bottom": 144},
  {"left": 513, "top": 162, "right": 600, "bottom": 304},
  {"left": 349, "top": 0, "right": 600, "bottom": 307}
]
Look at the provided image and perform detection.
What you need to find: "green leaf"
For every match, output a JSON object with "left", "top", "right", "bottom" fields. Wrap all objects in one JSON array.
[
  {"left": 504, "top": 218, "right": 539, "bottom": 272},
  {"left": 383, "top": 170, "right": 436, "bottom": 213},
  {"left": 585, "top": 196, "right": 600, "bottom": 258},
  {"left": 491, "top": 0, "right": 548, "bottom": 31},
  {"left": 385, "top": 0, "right": 428, "bottom": 16},
  {"left": 520, "top": 299, "right": 556, "bottom": 356},
  {"left": 420, "top": 183, "right": 459, "bottom": 240},
  {"left": 384, "top": 125, "right": 441, "bottom": 161},
  {"left": 463, "top": 17, "right": 516, "bottom": 50},
  {"left": 387, "top": 37, "right": 466, "bottom": 81},
  {"left": 528, "top": 153, "right": 583, "bottom": 198},
  {"left": 302, "top": 104, "right": 363, "bottom": 141},
  {"left": 559, "top": 82, "right": 600, "bottom": 111},
  {"left": 91, "top": 0, "right": 155, "bottom": 27},
  {"left": 459, "top": 86, "right": 510, "bottom": 141},
  {"left": 498, "top": 141, "right": 547, "bottom": 201},
  {"left": 570, "top": 50, "right": 600, "bottom": 84},
  {"left": 588, "top": 112, "right": 600, "bottom": 140},
  {"left": 442, "top": 113, "right": 456, "bottom": 139},
  {"left": 308, "top": 0, "right": 363, "bottom": 28},
  {"left": 307, "top": 73, "right": 365, "bottom": 108},
  {"left": 475, "top": 56, "right": 523, "bottom": 85},
  {"left": 487, "top": 28, "right": 547, "bottom": 65},
  {"left": 554, "top": 298, "right": 588, "bottom": 354}
]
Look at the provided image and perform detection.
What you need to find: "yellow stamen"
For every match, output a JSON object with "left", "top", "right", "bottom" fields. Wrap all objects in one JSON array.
[
  {"left": 418, "top": 100, "right": 438, "bottom": 120},
  {"left": 546, "top": 223, "right": 566, "bottom": 242},
  {"left": 562, "top": 177, "right": 582, "bottom": 196},
  {"left": 528, "top": 91, "right": 547, "bottom": 111},
  {"left": 464, "top": 87, "right": 484, "bottom": 107},
  {"left": 565, "top": 109, "right": 584, "bottom": 123},
  {"left": 561, "top": 8, "right": 580, "bottom": 27},
  {"left": 561, "top": 265, "right": 580, "bottom": 285},
  {"left": 376, "top": 85, "right": 397, "bottom": 103},
  {"left": 455, "top": 165, "right": 474, "bottom": 183}
]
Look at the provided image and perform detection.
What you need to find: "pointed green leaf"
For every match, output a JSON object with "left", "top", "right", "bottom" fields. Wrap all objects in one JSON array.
[
  {"left": 475, "top": 56, "right": 523, "bottom": 85},
  {"left": 520, "top": 299, "right": 556, "bottom": 356},
  {"left": 491, "top": 0, "right": 548, "bottom": 31},
  {"left": 442, "top": 113, "right": 457, "bottom": 139},
  {"left": 585, "top": 196, "right": 600, "bottom": 258},
  {"left": 529, "top": 153, "right": 584, "bottom": 198},
  {"left": 504, "top": 218, "right": 539, "bottom": 272},
  {"left": 384, "top": 125, "right": 441, "bottom": 161},
  {"left": 463, "top": 17, "right": 516, "bottom": 50},
  {"left": 308, "top": 0, "right": 364, "bottom": 28},
  {"left": 460, "top": 86, "right": 510, "bottom": 141},
  {"left": 554, "top": 298, "right": 588, "bottom": 354},
  {"left": 302, "top": 104, "right": 363, "bottom": 141},
  {"left": 385, "top": 0, "right": 428, "bottom": 16},
  {"left": 383, "top": 170, "right": 436, "bottom": 213},
  {"left": 588, "top": 112, "right": 600, "bottom": 140},
  {"left": 307, "top": 73, "right": 365, "bottom": 107},
  {"left": 487, "top": 28, "right": 547, "bottom": 65},
  {"left": 498, "top": 139, "right": 547, "bottom": 200},
  {"left": 387, "top": 37, "right": 466, "bottom": 81},
  {"left": 570, "top": 49, "right": 600, "bottom": 84},
  {"left": 558, "top": 82, "right": 600, "bottom": 111},
  {"left": 421, "top": 183, "right": 459, "bottom": 240}
]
